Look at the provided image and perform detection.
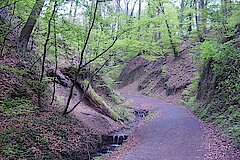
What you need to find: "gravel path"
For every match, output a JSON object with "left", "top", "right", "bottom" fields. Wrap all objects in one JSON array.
[{"left": 105, "top": 94, "right": 239, "bottom": 160}]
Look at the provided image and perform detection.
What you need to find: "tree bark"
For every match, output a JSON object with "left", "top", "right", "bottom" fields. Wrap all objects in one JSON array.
[
  {"left": 0, "top": 1, "right": 19, "bottom": 56},
  {"left": 73, "top": 0, "right": 79, "bottom": 22},
  {"left": 130, "top": 0, "right": 138, "bottom": 17},
  {"left": 18, "top": 0, "right": 45, "bottom": 52},
  {"left": 194, "top": 0, "right": 205, "bottom": 42},
  {"left": 138, "top": 0, "right": 141, "bottom": 40}
]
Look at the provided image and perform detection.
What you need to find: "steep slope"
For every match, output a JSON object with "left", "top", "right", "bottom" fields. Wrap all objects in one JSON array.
[
  {"left": 182, "top": 28, "right": 240, "bottom": 149},
  {"left": 118, "top": 38, "right": 197, "bottom": 104},
  {"left": 0, "top": 54, "right": 100, "bottom": 159},
  {"left": 0, "top": 12, "right": 122, "bottom": 160}
]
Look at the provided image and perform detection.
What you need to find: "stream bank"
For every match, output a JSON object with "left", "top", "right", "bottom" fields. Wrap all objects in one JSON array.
[{"left": 93, "top": 106, "right": 150, "bottom": 159}]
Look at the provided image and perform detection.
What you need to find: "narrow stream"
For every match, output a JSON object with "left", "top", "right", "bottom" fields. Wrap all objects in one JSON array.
[{"left": 94, "top": 109, "right": 149, "bottom": 158}]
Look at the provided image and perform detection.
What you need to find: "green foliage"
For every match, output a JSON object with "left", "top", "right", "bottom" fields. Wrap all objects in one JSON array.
[
  {"left": 1, "top": 0, "right": 240, "bottom": 157},
  {"left": 180, "top": 74, "right": 199, "bottom": 109},
  {"left": 0, "top": 98, "right": 36, "bottom": 116},
  {"left": 113, "top": 104, "right": 134, "bottom": 124},
  {"left": 140, "top": 54, "right": 161, "bottom": 61},
  {"left": 183, "top": 41, "right": 240, "bottom": 149},
  {"left": 0, "top": 65, "right": 29, "bottom": 73},
  {"left": 101, "top": 76, "right": 124, "bottom": 104}
]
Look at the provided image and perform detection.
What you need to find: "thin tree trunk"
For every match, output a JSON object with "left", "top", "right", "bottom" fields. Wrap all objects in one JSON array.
[
  {"left": 18, "top": 0, "right": 45, "bottom": 52},
  {"left": 194, "top": 0, "right": 204, "bottom": 42},
  {"left": 130, "top": 0, "right": 138, "bottom": 17},
  {"left": 159, "top": 3, "right": 178, "bottom": 58},
  {"left": 0, "top": 1, "right": 20, "bottom": 57},
  {"left": 188, "top": 1, "right": 193, "bottom": 34},
  {"left": 63, "top": 28, "right": 129, "bottom": 114},
  {"left": 194, "top": 0, "right": 199, "bottom": 32},
  {"left": 65, "top": 58, "right": 110, "bottom": 114},
  {"left": 63, "top": 0, "right": 99, "bottom": 115},
  {"left": 125, "top": 0, "right": 129, "bottom": 16},
  {"left": 69, "top": 0, "right": 74, "bottom": 18},
  {"left": 180, "top": 0, "right": 184, "bottom": 35},
  {"left": 115, "top": 0, "right": 121, "bottom": 12},
  {"left": 138, "top": 0, "right": 141, "bottom": 40},
  {"left": 199, "top": 0, "right": 206, "bottom": 35},
  {"left": 155, "top": 5, "right": 161, "bottom": 42},
  {"left": 38, "top": 0, "right": 57, "bottom": 108},
  {"left": 73, "top": 0, "right": 79, "bottom": 22},
  {"left": 50, "top": 15, "right": 58, "bottom": 105}
]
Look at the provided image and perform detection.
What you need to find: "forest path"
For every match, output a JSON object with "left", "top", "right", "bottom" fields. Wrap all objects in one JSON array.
[{"left": 105, "top": 93, "right": 207, "bottom": 160}]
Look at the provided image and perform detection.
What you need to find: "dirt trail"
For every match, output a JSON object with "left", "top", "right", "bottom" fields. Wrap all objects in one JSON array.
[{"left": 104, "top": 92, "right": 239, "bottom": 160}]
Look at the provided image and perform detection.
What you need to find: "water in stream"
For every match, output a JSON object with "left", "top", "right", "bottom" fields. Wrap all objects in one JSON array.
[{"left": 94, "top": 109, "right": 149, "bottom": 158}]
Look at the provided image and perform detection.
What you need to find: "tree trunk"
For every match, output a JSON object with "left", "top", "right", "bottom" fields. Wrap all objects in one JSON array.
[
  {"left": 0, "top": 1, "right": 17, "bottom": 56},
  {"left": 69, "top": 0, "right": 74, "bottom": 18},
  {"left": 180, "top": 0, "right": 184, "bottom": 34},
  {"left": 38, "top": 0, "right": 57, "bottom": 108},
  {"left": 198, "top": 0, "right": 206, "bottom": 41},
  {"left": 159, "top": 3, "right": 178, "bottom": 58},
  {"left": 73, "top": 0, "right": 79, "bottom": 22},
  {"left": 194, "top": 0, "right": 205, "bottom": 42},
  {"left": 155, "top": 5, "right": 161, "bottom": 42},
  {"left": 188, "top": 1, "right": 193, "bottom": 34},
  {"left": 51, "top": 16, "right": 58, "bottom": 105},
  {"left": 18, "top": 0, "right": 45, "bottom": 52},
  {"left": 130, "top": 0, "right": 138, "bottom": 17},
  {"left": 138, "top": 0, "right": 141, "bottom": 40},
  {"left": 63, "top": 0, "right": 99, "bottom": 115}
]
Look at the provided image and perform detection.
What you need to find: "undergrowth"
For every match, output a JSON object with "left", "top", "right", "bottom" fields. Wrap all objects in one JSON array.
[
  {"left": 113, "top": 104, "right": 134, "bottom": 124},
  {"left": 0, "top": 98, "right": 36, "bottom": 117},
  {"left": 0, "top": 104, "right": 100, "bottom": 159},
  {"left": 182, "top": 72, "right": 240, "bottom": 149}
]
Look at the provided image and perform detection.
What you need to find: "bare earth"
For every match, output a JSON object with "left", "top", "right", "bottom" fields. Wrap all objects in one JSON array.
[{"left": 104, "top": 90, "right": 240, "bottom": 160}]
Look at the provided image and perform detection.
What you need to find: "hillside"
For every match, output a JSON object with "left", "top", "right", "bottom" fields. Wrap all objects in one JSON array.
[
  {"left": 118, "top": 38, "right": 197, "bottom": 104},
  {"left": 117, "top": 35, "right": 240, "bottom": 154},
  {"left": 1, "top": 0, "right": 240, "bottom": 159}
]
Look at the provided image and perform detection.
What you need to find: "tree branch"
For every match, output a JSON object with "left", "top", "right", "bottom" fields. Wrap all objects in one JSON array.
[
  {"left": 65, "top": 57, "right": 111, "bottom": 114},
  {"left": 63, "top": 0, "right": 99, "bottom": 115},
  {"left": 81, "top": 28, "right": 132, "bottom": 69}
]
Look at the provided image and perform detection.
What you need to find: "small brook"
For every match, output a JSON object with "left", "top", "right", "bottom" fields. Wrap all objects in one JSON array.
[
  {"left": 94, "top": 109, "right": 149, "bottom": 158},
  {"left": 96, "top": 134, "right": 129, "bottom": 156}
]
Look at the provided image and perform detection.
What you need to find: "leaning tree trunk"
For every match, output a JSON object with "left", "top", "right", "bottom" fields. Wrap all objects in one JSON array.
[{"left": 18, "top": 0, "right": 45, "bottom": 52}]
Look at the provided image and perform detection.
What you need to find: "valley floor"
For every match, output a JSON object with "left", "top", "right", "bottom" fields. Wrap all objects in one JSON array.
[{"left": 103, "top": 89, "right": 240, "bottom": 160}]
